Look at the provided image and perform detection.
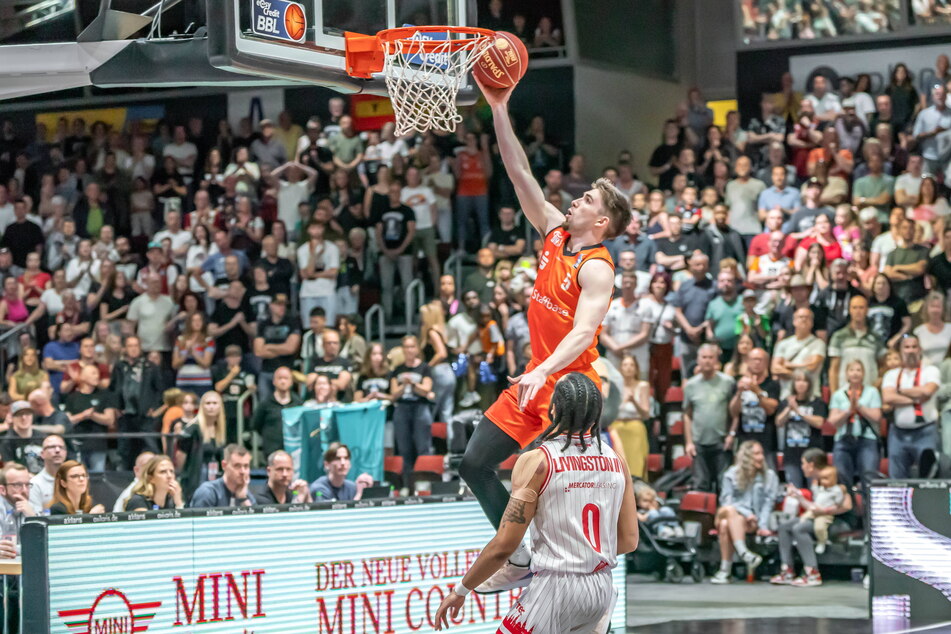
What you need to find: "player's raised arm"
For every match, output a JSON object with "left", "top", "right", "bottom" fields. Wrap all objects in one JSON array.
[
  {"left": 434, "top": 450, "right": 547, "bottom": 631},
  {"left": 475, "top": 76, "right": 564, "bottom": 237}
]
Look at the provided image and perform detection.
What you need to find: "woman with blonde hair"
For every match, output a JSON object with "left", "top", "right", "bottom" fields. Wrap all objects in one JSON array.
[
  {"left": 611, "top": 355, "right": 651, "bottom": 478},
  {"left": 48, "top": 461, "right": 105, "bottom": 515},
  {"left": 420, "top": 301, "right": 456, "bottom": 423},
  {"left": 177, "top": 390, "right": 226, "bottom": 497},
  {"left": 8, "top": 346, "right": 48, "bottom": 401},
  {"left": 124, "top": 454, "right": 185, "bottom": 510},
  {"left": 710, "top": 440, "right": 780, "bottom": 584},
  {"left": 913, "top": 291, "right": 951, "bottom": 366}
]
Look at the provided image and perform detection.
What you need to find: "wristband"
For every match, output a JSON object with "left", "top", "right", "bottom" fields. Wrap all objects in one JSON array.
[{"left": 453, "top": 584, "right": 470, "bottom": 597}]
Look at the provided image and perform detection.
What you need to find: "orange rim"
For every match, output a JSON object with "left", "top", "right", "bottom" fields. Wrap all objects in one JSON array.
[
  {"left": 345, "top": 26, "right": 494, "bottom": 78},
  {"left": 377, "top": 25, "right": 495, "bottom": 51}
]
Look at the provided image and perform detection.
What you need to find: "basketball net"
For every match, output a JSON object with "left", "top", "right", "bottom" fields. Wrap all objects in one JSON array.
[{"left": 380, "top": 32, "right": 492, "bottom": 136}]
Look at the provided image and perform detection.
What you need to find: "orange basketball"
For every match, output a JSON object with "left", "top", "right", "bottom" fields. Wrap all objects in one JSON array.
[
  {"left": 284, "top": 3, "right": 306, "bottom": 41},
  {"left": 473, "top": 32, "right": 528, "bottom": 89}
]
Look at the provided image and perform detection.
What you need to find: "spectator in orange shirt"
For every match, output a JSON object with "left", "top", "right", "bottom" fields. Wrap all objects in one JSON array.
[{"left": 806, "top": 128, "right": 854, "bottom": 179}]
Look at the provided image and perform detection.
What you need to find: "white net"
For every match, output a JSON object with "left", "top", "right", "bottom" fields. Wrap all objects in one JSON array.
[{"left": 381, "top": 31, "right": 493, "bottom": 136}]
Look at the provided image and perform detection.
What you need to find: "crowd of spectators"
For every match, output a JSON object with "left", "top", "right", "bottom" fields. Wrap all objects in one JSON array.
[
  {"left": 0, "top": 33, "right": 946, "bottom": 595},
  {"left": 742, "top": 0, "right": 901, "bottom": 42}
]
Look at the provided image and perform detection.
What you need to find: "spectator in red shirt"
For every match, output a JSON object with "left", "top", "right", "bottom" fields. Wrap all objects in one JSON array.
[{"left": 794, "top": 214, "right": 842, "bottom": 269}]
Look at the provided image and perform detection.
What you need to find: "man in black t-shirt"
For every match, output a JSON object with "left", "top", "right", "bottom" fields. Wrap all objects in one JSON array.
[
  {"left": 388, "top": 335, "right": 434, "bottom": 482},
  {"left": 253, "top": 449, "right": 311, "bottom": 504},
  {"left": 259, "top": 235, "right": 294, "bottom": 296},
  {"left": 0, "top": 402, "right": 46, "bottom": 474},
  {"left": 654, "top": 214, "right": 708, "bottom": 273},
  {"left": 486, "top": 206, "right": 526, "bottom": 263},
  {"left": 209, "top": 281, "right": 255, "bottom": 362},
  {"left": 253, "top": 294, "right": 301, "bottom": 403},
  {"left": 728, "top": 348, "right": 781, "bottom": 459},
  {"left": 307, "top": 328, "right": 353, "bottom": 402},
  {"left": 65, "top": 366, "right": 118, "bottom": 472},
  {"left": 374, "top": 180, "right": 416, "bottom": 320},
  {"left": 212, "top": 345, "right": 256, "bottom": 444}
]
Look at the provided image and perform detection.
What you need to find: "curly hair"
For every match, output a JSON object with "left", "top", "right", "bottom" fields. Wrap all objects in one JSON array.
[
  {"left": 733, "top": 440, "right": 766, "bottom": 492},
  {"left": 538, "top": 372, "right": 604, "bottom": 453}
]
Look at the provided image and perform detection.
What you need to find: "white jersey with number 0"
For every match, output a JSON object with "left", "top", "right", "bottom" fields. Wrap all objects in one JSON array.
[{"left": 530, "top": 436, "right": 626, "bottom": 575}]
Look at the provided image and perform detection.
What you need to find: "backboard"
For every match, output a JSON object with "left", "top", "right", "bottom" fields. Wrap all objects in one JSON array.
[{"left": 207, "top": 0, "right": 477, "bottom": 97}]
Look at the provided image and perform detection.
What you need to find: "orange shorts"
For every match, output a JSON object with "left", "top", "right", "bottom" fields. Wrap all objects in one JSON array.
[{"left": 484, "top": 365, "right": 602, "bottom": 448}]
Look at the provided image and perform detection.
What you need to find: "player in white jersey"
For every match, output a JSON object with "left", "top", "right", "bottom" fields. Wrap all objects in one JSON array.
[{"left": 435, "top": 373, "right": 638, "bottom": 634}]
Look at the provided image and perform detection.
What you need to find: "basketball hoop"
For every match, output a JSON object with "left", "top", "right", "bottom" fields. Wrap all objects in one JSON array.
[{"left": 345, "top": 26, "right": 495, "bottom": 136}]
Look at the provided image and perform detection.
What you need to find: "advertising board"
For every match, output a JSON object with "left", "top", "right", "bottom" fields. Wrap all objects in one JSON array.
[{"left": 25, "top": 499, "right": 627, "bottom": 633}]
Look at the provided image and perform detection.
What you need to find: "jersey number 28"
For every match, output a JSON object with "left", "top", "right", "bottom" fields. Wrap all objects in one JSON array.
[{"left": 582, "top": 503, "right": 602, "bottom": 553}]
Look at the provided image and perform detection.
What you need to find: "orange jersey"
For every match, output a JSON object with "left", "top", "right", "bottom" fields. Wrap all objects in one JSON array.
[
  {"left": 526, "top": 227, "right": 614, "bottom": 374},
  {"left": 486, "top": 227, "right": 613, "bottom": 447}
]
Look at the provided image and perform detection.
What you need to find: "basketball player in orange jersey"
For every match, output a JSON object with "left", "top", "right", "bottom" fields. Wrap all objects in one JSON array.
[
  {"left": 435, "top": 373, "right": 638, "bottom": 633},
  {"left": 459, "top": 77, "right": 631, "bottom": 594}
]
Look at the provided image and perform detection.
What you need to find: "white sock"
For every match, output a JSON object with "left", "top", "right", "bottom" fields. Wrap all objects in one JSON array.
[
  {"left": 733, "top": 540, "right": 750, "bottom": 557},
  {"left": 508, "top": 542, "right": 531, "bottom": 567},
  {"left": 719, "top": 560, "right": 731, "bottom": 573}
]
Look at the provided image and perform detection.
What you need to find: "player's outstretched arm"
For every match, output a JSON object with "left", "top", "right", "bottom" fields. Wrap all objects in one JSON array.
[
  {"left": 615, "top": 457, "right": 639, "bottom": 555},
  {"left": 510, "top": 259, "right": 615, "bottom": 410},
  {"left": 434, "top": 451, "right": 547, "bottom": 631},
  {"left": 475, "top": 76, "right": 564, "bottom": 237}
]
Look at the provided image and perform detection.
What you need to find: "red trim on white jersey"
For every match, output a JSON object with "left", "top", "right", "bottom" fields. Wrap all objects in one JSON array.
[{"left": 538, "top": 445, "right": 553, "bottom": 495}]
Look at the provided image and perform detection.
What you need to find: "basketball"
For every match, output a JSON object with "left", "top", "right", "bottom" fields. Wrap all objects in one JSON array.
[
  {"left": 473, "top": 31, "right": 528, "bottom": 89},
  {"left": 284, "top": 3, "right": 306, "bottom": 41}
]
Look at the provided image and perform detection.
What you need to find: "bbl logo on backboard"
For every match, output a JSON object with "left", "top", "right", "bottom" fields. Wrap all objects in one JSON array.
[
  {"left": 58, "top": 588, "right": 161, "bottom": 634},
  {"left": 251, "top": 0, "right": 307, "bottom": 43}
]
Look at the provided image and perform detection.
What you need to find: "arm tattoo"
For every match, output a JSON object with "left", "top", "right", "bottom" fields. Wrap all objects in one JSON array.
[{"left": 502, "top": 499, "right": 527, "bottom": 524}]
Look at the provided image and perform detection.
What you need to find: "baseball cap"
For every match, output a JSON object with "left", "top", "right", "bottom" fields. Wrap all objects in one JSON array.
[
  {"left": 742, "top": 288, "right": 757, "bottom": 300},
  {"left": 271, "top": 293, "right": 289, "bottom": 304},
  {"left": 11, "top": 401, "right": 32, "bottom": 416},
  {"left": 789, "top": 273, "right": 811, "bottom": 288},
  {"left": 0, "top": 248, "right": 10, "bottom": 255},
  {"left": 858, "top": 207, "right": 878, "bottom": 222},
  {"left": 260, "top": 119, "right": 274, "bottom": 128},
  {"left": 224, "top": 344, "right": 242, "bottom": 357},
  {"left": 806, "top": 177, "right": 822, "bottom": 188},
  {"left": 842, "top": 97, "right": 857, "bottom": 109},
  {"left": 147, "top": 240, "right": 162, "bottom": 250}
]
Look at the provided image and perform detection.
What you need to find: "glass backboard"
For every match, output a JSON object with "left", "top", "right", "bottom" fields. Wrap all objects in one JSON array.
[{"left": 208, "top": 0, "right": 472, "bottom": 94}]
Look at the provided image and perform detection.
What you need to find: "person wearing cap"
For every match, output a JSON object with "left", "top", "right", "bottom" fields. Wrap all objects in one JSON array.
[
  {"left": 250, "top": 119, "right": 287, "bottom": 170},
  {"left": 134, "top": 238, "right": 178, "bottom": 295},
  {"left": 775, "top": 273, "right": 828, "bottom": 342},
  {"left": 852, "top": 147, "right": 895, "bottom": 220},
  {"left": 833, "top": 97, "right": 868, "bottom": 155},
  {"left": 783, "top": 178, "right": 833, "bottom": 242},
  {"left": 0, "top": 401, "right": 45, "bottom": 474},
  {"left": 212, "top": 344, "right": 255, "bottom": 444},
  {"left": 253, "top": 293, "right": 301, "bottom": 403}
]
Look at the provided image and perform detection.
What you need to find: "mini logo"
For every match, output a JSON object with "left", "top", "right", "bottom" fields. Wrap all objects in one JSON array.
[
  {"left": 573, "top": 253, "right": 584, "bottom": 269},
  {"left": 59, "top": 588, "right": 161, "bottom": 634},
  {"left": 551, "top": 231, "right": 564, "bottom": 246}
]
